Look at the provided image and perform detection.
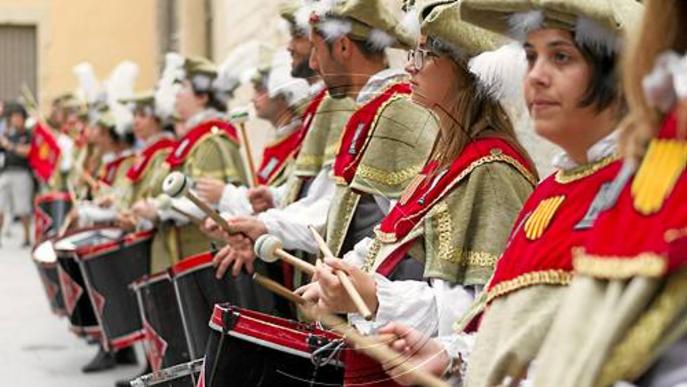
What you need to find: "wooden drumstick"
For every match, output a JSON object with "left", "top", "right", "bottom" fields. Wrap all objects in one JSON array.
[
  {"left": 155, "top": 194, "right": 204, "bottom": 226},
  {"left": 230, "top": 109, "right": 257, "bottom": 188},
  {"left": 162, "top": 171, "right": 235, "bottom": 235},
  {"left": 308, "top": 226, "right": 374, "bottom": 320},
  {"left": 254, "top": 234, "right": 316, "bottom": 274},
  {"left": 250, "top": 275, "right": 449, "bottom": 387}
]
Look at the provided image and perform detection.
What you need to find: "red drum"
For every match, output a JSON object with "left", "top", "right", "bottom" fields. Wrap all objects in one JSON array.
[
  {"left": 200, "top": 303, "right": 344, "bottom": 387},
  {"left": 131, "top": 272, "right": 190, "bottom": 372},
  {"left": 169, "top": 252, "right": 277, "bottom": 360},
  {"left": 74, "top": 228, "right": 153, "bottom": 351},
  {"left": 34, "top": 192, "right": 72, "bottom": 243},
  {"left": 32, "top": 239, "right": 66, "bottom": 317},
  {"left": 130, "top": 358, "right": 204, "bottom": 387}
]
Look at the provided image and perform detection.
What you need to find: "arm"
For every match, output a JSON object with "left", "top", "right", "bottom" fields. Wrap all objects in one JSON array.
[{"left": 218, "top": 183, "right": 253, "bottom": 215}]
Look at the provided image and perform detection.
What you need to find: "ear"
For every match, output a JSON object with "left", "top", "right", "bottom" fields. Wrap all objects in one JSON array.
[{"left": 337, "top": 35, "right": 353, "bottom": 60}]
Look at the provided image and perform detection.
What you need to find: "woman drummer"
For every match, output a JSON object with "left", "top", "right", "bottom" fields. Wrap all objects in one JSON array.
[
  {"left": 298, "top": 0, "right": 538, "bottom": 382},
  {"left": 376, "top": 0, "right": 643, "bottom": 385}
]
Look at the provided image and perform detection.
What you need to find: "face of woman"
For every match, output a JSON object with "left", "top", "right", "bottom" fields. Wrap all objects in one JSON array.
[
  {"left": 174, "top": 80, "right": 206, "bottom": 122},
  {"left": 523, "top": 29, "right": 599, "bottom": 148},
  {"left": 132, "top": 110, "right": 158, "bottom": 141},
  {"left": 405, "top": 35, "right": 461, "bottom": 111}
]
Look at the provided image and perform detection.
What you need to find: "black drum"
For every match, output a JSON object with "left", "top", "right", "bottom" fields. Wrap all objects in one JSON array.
[
  {"left": 131, "top": 359, "right": 203, "bottom": 387},
  {"left": 201, "top": 303, "right": 344, "bottom": 387},
  {"left": 32, "top": 239, "right": 66, "bottom": 317},
  {"left": 131, "top": 272, "right": 190, "bottom": 372},
  {"left": 54, "top": 228, "right": 118, "bottom": 338},
  {"left": 34, "top": 192, "right": 72, "bottom": 243},
  {"left": 169, "top": 251, "right": 277, "bottom": 360},
  {"left": 76, "top": 229, "right": 153, "bottom": 351}
]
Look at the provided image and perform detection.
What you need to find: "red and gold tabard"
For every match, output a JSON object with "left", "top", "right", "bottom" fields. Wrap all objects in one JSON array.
[
  {"left": 370, "top": 138, "right": 537, "bottom": 276},
  {"left": 99, "top": 152, "right": 136, "bottom": 186},
  {"left": 126, "top": 137, "right": 176, "bottom": 183},
  {"left": 574, "top": 110, "right": 687, "bottom": 278},
  {"left": 256, "top": 128, "right": 305, "bottom": 186},
  {"left": 331, "top": 82, "right": 412, "bottom": 185},
  {"left": 299, "top": 88, "right": 327, "bottom": 141},
  {"left": 165, "top": 119, "right": 239, "bottom": 168},
  {"left": 484, "top": 154, "right": 622, "bottom": 306}
]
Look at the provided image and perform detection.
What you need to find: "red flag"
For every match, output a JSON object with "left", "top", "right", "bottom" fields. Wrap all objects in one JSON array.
[{"left": 28, "top": 123, "right": 61, "bottom": 183}]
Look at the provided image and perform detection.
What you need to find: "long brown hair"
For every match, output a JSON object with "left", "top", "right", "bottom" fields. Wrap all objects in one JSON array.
[
  {"left": 430, "top": 59, "right": 537, "bottom": 179},
  {"left": 620, "top": 0, "right": 687, "bottom": 161}
]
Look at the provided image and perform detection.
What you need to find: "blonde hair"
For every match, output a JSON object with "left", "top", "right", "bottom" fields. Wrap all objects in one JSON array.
[
  {"left": 620, "top": 0, "right": 687, "bottom": 161},
  {"left": 430, "top": 59, "right": 537, "bottom": 179}
]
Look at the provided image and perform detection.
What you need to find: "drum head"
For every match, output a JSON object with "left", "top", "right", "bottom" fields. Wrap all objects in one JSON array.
[
  {"left": 33, "top": 240, "right": 57, "bottom": 263},
  {"left": 54, "top": 228, "right": 124, "bottom": 251}
]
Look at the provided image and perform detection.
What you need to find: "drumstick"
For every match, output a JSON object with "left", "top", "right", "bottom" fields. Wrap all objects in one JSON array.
[
  {"left": 308, "top": 226, "right": 373, "bottom": 320},
  {"left": 162, "top": 171, "right": 236, "bottom": 235},
  {"left": 250, "top": 275, "right": 449, "bottom": 387},
  {"left": 230, "top": 108, "right": 257, "bottom": 187},
  {"left": 254, "top": 234, "right": 317, "bottom": 274},
  {"left": 155, "top": 194, "right": 204, "bottom": 226}
]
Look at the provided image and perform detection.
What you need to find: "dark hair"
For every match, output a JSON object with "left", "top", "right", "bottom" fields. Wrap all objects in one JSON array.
[
  {"left": 577, "top": 43, "right": 624, "bottom": 114},
  {"left": 4, "top": 101, "right": 27, "bottom": 119},
  {"left": 192, "top": 89, "right": 227, "bottom": 113}
]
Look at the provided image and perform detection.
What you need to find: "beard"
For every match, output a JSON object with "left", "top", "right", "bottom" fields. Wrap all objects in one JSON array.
[{"left": 291, "top": 56, "right": 316, "bottom": 80}]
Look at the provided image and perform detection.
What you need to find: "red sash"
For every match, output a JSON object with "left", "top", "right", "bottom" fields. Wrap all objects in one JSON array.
[
  {"left": 576, "top": 111, "right": 687, "bottom": 277},
  {"left": 299, "top": 88, "right": 327, "bottom": 141},
  {"left": 484, "top": 157, "right": 621, "bottom": 306},
  {"left": 256, "top": 128, "right": 304, "bottom": 186},
  {"left": 165, "top": 119, "right": 239, "bottom": 168},
  {"left": 99, "top": 153, "right": 135, "bottom": 186},
  {"left": 332, "top": 83, "right": 411, "bottom": 184},
  {"left": 374, "top": 138, "right": 537, "bottom": 277},
  {"left": 126, "top": 137, "right": 176, "bottom": 183}
]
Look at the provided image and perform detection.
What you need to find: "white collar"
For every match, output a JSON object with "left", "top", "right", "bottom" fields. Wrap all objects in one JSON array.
[
  {"left": 552, "top": 130, "right": 618, "bottom": 171},
  {"left": 356, "top": 68, "right": 407, "bottom": 105},
  {"left": 185, "top": 109, "right": 223, "bottom": 129},
  {"left": 275, "top": 117, "right": 303, "bottom": 138},
  {"left": 309, "top": 81, "right": 325, "bottom": 97}
]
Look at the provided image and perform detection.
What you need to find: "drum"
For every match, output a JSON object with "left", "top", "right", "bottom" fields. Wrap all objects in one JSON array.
[
  {"left": 34, "top": 192, "right": 72, "bottom": 243},
  {"left": 131, "top": 272, "right": 190, "bottom": 372},
  {"left": 169, "top": 252, "right": 277, "bottom": 360},
  {"left": 201, "top": 303, "right": 344, "bottom": 387},
  {"left": 54, "top": 228, "right": 118, "bottom": 337},
  {"left": 75, "top": 228, "right": 153, "bottom": 351},
  {"left": 32, "top": 239, "right": 66, "bottom": 317},
  {"left": 130, "top": 359, "right": 204, "bottom": 387}
]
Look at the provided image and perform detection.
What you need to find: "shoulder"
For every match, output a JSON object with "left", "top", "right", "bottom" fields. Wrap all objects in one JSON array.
[{"left": 372, "top": 97, "right": 439, "bottom": 146}]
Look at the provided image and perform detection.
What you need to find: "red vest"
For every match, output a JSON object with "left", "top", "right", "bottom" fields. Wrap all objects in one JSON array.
[
  {"left": 126, "top": 137, "right": 176, "bottom": 183},
  {"left": 165, "top": 119, "right": 239, "bottom": 168}
]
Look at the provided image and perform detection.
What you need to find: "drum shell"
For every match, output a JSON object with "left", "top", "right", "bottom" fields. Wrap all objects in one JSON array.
[
  {"left": 131, "top": 359, "right": 203, "bottom": 387},
  {"left": 132, "top": 273, "right": 190, "bottom": 371},
  {"left": 32, "top": 241, "right": 66, "bottom": 317},
  {"left": 56, "top": 251, "right": 99, "bottom": 337},
  {"left": 202, "top": 303, "right": 343, "bottom": 387},
  {"left": 34, "top": 192, "right": 72, "bottom": 243},
  {"left": 170, "top": 252, "right": 278, "bottom": 359},
  {"left": 77, "top": 230, "right": 153, "bottom": 351}
]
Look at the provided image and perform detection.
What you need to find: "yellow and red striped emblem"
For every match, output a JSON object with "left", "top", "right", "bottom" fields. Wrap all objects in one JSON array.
[{"left": 523, "top": 195, "right": 566, "bottom": 240}]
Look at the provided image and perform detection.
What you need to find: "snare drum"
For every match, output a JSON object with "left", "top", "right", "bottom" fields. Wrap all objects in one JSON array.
[
  {"left": 74, "top": 228, "right": 153, "bottom": 351},
  {"left": 34, "top": 192, "right": 72, "bottom": 243},
  {"left": 32, "top": 239, "right": 66, "bottom": 317},
  {"left": 54, "top": 228, "right": 119, "bottom": 337},
  {"left": 131, "top": 358, "right": 204, "bottom": 387},
  {"left": 201, "top": 303, "right": 344, "bottom": 387},
  {"left": 131, "top": 272, "right": 190, "bottom": 372},
  {"left": 170, "top": 252, "right": 277, "bottom": 359}
]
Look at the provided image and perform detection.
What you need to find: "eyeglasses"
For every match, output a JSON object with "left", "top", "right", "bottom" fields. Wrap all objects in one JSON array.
[{"left": 407, "top": 48, "right": 438, "bottom": 70}]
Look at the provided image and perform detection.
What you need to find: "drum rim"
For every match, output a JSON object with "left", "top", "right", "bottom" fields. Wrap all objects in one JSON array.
[
  {"left": 130, "top": 270, "right": 171, "bottom": 290},
  {"left": 132, "top": 359, "right": 204, "bottom": 386},
  {"left": 34, "top": 191, "right": 72, "bottom": 205},
  {"left": 54, "top": 226, "right": 154, "bottom": 261},
  {"left": 170, "top": 251, "right": 213, "bottom": 277}
]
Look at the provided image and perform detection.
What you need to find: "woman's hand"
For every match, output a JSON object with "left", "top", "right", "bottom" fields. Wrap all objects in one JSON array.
[
  {"left": 195, "top": 177, "right": 226, "bottom": 206},
  {"left": 314, "top": 257, "right": 378, "bottom": 314}
]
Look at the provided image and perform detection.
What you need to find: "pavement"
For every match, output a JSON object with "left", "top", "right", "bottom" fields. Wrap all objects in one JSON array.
[{"left": 0, "top": 222, "right": 146, "bottom": 387}]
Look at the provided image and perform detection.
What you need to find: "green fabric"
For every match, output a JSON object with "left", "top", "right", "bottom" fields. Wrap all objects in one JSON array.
[{"left": 423, "top": 161, "right": 534, "bottom": 285}]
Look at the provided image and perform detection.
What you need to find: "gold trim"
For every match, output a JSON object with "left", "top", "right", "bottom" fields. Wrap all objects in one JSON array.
[
  {"left": 326, "top": 189, "right": 361, "bottom": 257},
  {"left": 573, "top": 247, "right": 667, "bottom": 279},
  {"left": 357, "top": 164, "right": 423, "bottom": 189},
  {"left": 362, "top": 238, "right": 382, "bottom": 273},
  {"left": 597, "top": 269, "right": 687, "bottom": 387},
  {"left": 294, "top": 154, "right": 323, "bottom": 170},
  {"left": 555, "top": 154, "right": 620, "bottom": 184},
  {"left": 486, "top": 270, "right": 573, "bottom": 304},
  {"left": 434, "top": 202, "right": 455, "bottom": 262},
  {"left": 324, "top": 140, "right": 341, "bottom": 163},
  {"left": 665, "top": 227, "right": 687, "bottom": 243}
]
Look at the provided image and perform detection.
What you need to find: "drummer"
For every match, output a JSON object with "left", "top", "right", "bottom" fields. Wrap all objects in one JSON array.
[
  {"left": 132, "top": 55, "right": 248, "bottom": 273},
  {"left": 194, "top": 48, "right": 311, "bottom": 215},
  {"left": 376, "top": 0, "right": 642, "bottom": 385},
  {"left": 115, "top": 91, "right": 176, "bottom": 231}
]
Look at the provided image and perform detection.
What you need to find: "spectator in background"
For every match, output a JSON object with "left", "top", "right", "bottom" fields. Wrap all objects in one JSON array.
[
  {"left": 0, "top": 101, "right": 6, "bottom": 136},
  {"left": 0, "top": 102, "right": 33, "bottom": 247}
]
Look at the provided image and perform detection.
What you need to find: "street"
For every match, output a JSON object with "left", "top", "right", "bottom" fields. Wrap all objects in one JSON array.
[{"left": 0, "top": 222, "right": 145, "bottom": 387}]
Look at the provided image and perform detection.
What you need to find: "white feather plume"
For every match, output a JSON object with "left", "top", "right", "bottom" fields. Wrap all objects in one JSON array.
[
  {"left": 508, "top": 10, "right": 543, "bottom": 41},
  {"left": 368, "top": 29, "right": 396, "bottom": 50},
  {"left": 468, "top": 42, "right": 526, "bottom": 107},
  {"left": 294, "top": 0, "right": 316, "bottom": 35},
  {"left": 575, "top": 16, "right": 620, "bottom": 55},
  {"left": 155, "top": 52, "right": 185, "bottom": 122},
  {"left": 215, "top": 41, "right": 268, "bottom": 100},
  {"left": 104, "top": 60, "right": 139, "bottom": 136},
  {"left": 73, "top": 62, "right": 102, "bottom": 104},
  {"left": 399, "top": 8, "right": 421, "bottom": 42},
  {"left": 317, "top": 18, "right": 352, "bottom": 41}
]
